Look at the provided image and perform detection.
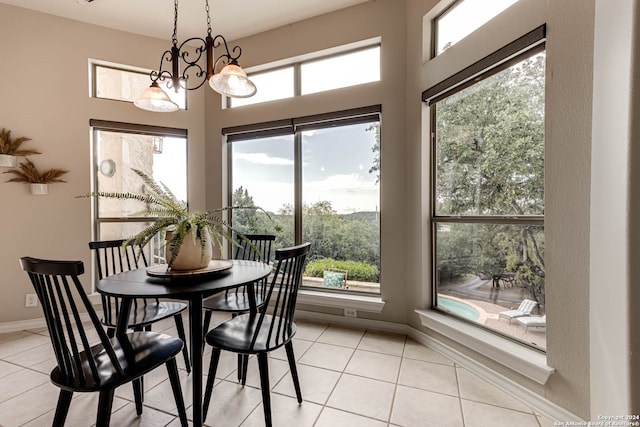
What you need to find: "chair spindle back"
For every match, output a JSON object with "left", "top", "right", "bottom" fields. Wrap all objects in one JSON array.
[
  {"left": 250, "top": 242, "right": 310, "bottom": 350},
  {"left": 19, "top": 257, "right": 123, "bottom": 386},
  {"left": 89, "top": 239, "right": 152, "bottom": 328}
]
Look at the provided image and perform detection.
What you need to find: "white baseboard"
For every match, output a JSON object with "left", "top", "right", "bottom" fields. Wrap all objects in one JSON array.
[
  {"left": 295, "top": 309, "right": 582, "bottom": 423},
  {"left": 0, "top": 294, "right": 101, "bottom": 334},
  {"left": 0, "top": 317, "right": 47, "bottom": 334}
]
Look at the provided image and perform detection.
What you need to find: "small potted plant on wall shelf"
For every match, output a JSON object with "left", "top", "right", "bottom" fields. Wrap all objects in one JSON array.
[
  {"left": 4, "top": 158, "right": 69, "bottom": 195},
  {"left": 0, "top": 128, "right": 41, "bottom": 168}
]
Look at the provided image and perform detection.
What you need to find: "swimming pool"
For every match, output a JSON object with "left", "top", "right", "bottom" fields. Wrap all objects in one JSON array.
[{"left": 437, "top": 295, "right": 480, "bottom": 321}]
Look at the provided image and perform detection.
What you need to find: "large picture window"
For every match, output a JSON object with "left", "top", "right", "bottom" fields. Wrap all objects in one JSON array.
[
  {"left": 226, "top": 106, "right": 381, "bottom": 294},
  {"left": 424, "top": 28, "right": 546, "bottom": 350}
]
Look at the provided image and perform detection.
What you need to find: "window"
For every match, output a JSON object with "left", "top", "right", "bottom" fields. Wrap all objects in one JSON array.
[
  {"left": 226, "top": 106, "right": 381, "bottom": 294},
  {"left": 231, "top": 67, "right": 295, "bottom": 108},
  {"left": 92, "top": 63, "right": 186, "bottom": 109},
  {"left": 90, "top": 120, "right": 187, "bottom": 265},
  {"left": 228, "top": 43, "right": 380, "bottom": 108},
  {"left": 301, "top": 46, "right": 381, "bottom": 95},
  {"left": 424, "top": 27, "right": 546, "bottom": 350},
  {"left": 434, "top": 0, "right": 519, "bottom": 55}
]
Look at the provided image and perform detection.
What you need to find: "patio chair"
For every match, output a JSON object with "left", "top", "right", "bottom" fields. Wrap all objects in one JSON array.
[
  {"left": 498, "top": 299, "right": 538, "bottom": 323},
  {"left": 516, "top": 314, "right": 546, "bottom": 332}
]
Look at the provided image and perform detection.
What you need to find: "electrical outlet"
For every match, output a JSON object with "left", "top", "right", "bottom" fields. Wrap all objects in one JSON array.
[
  {"left": 25, "top": 293, "right": 38, "bottom": 307},
  {"left": 344, "top": 308, "right": 357, "bottom": 318}
]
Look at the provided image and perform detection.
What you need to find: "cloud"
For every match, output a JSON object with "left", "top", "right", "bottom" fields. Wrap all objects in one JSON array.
[{"left": 235, "top": 152, "right": 294, "bottom": 166}]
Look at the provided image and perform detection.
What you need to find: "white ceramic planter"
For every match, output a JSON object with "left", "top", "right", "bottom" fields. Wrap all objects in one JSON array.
[
  {"left": 165, "top": 228, "right": 213, "bottom": 270},
  {"left": 30, "top": 183, "right": 48, "bottom": 195},
  {"left": 0, "top": 154, "right": 17, "bottom": 168}
]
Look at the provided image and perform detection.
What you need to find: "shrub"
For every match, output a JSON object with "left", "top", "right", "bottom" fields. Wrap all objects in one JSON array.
[{"left": 305, "top": 258, "right": 379, "bottom": 282}]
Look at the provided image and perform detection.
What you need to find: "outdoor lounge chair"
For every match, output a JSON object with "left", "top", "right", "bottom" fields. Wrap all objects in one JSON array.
[
  {"left": 498, "top": 299, "right": 538, "bottom": 323},
  {"left": 516, "top": 314, "right": 546, "bottom": 332}
]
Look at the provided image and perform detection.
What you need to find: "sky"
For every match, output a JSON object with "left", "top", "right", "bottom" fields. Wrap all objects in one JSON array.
[{"left": 232, "top": 122, "right": 380, "bottom": 214}]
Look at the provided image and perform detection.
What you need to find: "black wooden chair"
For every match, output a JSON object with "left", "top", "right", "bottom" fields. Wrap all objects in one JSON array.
[
  {"left": 89, "top": 239, "right": 190, "bottom": 373},
  {"left": 19, "top": 257, "right": 188, "bottom": 427},
  {"left": 203, "top": 242, "right": 311, "bottom": 427},
  {"left": 202, "top": 234, "right": 275, "bottom": 382}
]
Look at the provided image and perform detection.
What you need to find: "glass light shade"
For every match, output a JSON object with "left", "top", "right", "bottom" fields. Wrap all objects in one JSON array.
[
  {"left": 209, "top": 63, "right": 257, "bottom": 98},
  {"left": 134, "top": 82, "right": 179, "bottom": 112}
]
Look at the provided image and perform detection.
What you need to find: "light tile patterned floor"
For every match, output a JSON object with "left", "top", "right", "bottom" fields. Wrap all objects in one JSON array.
[{"left": 0, "top": 314, "right": 556, "bottom": 426}]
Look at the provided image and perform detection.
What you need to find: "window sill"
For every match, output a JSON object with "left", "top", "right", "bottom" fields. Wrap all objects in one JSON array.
[
  {"left": 298, "top": 289, "right": 385, "bottom": 313},
  {"left": 415, "top": 309, "right": 554, "bottom": 385}
]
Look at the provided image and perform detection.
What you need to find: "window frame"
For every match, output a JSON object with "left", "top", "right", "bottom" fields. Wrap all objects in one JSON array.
[
  {"left": 223, "top": 105, "right": 382, "bottom": 295},
  {"left": 425, "top": 26, "right": 547, "bottom": 350}
]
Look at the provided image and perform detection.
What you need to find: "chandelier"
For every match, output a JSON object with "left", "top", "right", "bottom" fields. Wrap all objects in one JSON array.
[{"left": 134, "top": 0, "right": 257, "bottom": 112}]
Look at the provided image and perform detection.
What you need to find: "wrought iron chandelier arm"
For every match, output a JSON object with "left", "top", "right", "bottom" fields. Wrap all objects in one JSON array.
[
  {"left": 150, "top": 49, "right": 175, "bottom": 82},
  {"left": 211, "top": 34, "right": 243, "bottom": 65}
]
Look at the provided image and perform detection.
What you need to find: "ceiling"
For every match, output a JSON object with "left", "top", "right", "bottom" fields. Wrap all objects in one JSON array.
[{"left": 0, "top": 0, "right": 369, "bottom": 41}]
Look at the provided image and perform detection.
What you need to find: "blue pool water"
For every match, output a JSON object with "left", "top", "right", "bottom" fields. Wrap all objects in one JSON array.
[{"left": 438, "top": 296, "right": 480, "bottom": 321}]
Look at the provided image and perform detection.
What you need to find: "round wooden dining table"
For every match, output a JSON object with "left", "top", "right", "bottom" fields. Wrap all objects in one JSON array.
[{"left": 97, "top": 259, "right": 272, "bottom": 427}]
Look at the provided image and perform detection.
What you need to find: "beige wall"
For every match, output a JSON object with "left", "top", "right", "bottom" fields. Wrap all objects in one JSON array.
[
  {"left": 0, "top": 4, "right": 207, "bottom": 321},
  {"left": 1, "top": 0, "right": 639, "bottom": 419}
]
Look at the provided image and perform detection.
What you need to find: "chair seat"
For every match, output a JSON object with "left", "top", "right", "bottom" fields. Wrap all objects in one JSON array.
[
  {"left": 51, "top": 331, "right": 184, "bottom": 392},
  {"left": 104, "top": 301, "right": 187, "bottom": 329},
  {"left": 202, "top": 292, "right": 266, "bottom": 313},
  {"left": 205, "top": 314, "right": 296, "bottom": 354}
]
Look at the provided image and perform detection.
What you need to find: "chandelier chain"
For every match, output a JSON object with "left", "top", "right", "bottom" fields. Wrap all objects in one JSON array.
[
  {"left": 172, "top": 0, "right": 179, "bottom": 45},
  {"left": 205, "top": 0, "right": 212, "bottom": 36}
]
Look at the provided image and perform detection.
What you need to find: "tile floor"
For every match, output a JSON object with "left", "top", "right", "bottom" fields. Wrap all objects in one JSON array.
[{"left": 0, "top": 313, "right": 556, "bottom": 426}]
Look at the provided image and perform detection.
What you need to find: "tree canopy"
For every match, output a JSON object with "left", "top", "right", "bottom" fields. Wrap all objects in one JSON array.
[{"left": 435, "top": 52, "right": 546, "bottom": 304}]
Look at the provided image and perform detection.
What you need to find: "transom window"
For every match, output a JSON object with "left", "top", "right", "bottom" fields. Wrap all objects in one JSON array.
[
  {"left": 92, "top": 62, "right": 186, "bottom": 109},
  {"left": 434, "top": 0, "right": 519, "bottom": 56},
  {"left": 225, "top": 106, "right": 381, "bottom": 294},
  {"left": 228, "top": 43, "right": 380, "bottom": 108},
  {"left": 424, "top": 27, "right": 546, "bottom": 350}
]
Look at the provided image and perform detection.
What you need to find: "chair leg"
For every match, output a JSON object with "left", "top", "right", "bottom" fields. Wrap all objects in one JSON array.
[
  {"left": 257, "top": 352, "right": 273, "bottom": 427},
  {"left": 133, "top": 378, "right": 144, "bottom": 415},
  {"left": 174, "top": 314, "right": 191, "bottom": 373},
  {"left": 106, "top": 327, "right": 115, "bottom": 338},
  {"left": 203, "top": 347, "right": 221, "bottom": 422},
  {"left": 285, "top": 341, "right": 303, "bottom": 403},
  {"left": 52, "top": 389, "right": 73, "bottom": 426},
  {"left": 166, "top": 358, "right": 188, "bottom": 427},
  {"left": 203, "top": 310, "right": 212, "bottom": 341},
  {"left": 240, "top": 354, "right": 250, "bottom": 386},
  {"left": 96, "top": 389, "right": 115, "bottom": 427}
]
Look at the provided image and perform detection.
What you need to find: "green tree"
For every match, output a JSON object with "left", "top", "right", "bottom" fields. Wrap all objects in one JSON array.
[
  {"left": 231, "top": 186, "right": 273, "bottom": 234},
  {"left": 436, "top": 53, "right": 546, "bottom": 301}
]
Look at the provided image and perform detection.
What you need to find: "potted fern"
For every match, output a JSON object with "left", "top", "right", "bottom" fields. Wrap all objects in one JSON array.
[
  {"left": 80, "top": 168, "right": 262, "bottom": 271},
  {"left": 0, "top": 128, "right": 41, "bottom": 168},
  {"left": 4, "top": 158, "right": 68, "bottom": 195}
]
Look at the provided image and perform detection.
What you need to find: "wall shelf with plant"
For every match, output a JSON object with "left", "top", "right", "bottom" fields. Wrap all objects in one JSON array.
[
  {"left": 0, "top": 128, "right": 41, "bottom": 168},
  {"left": 4, "top": 158, "right": 69, "bottom": 195}
]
